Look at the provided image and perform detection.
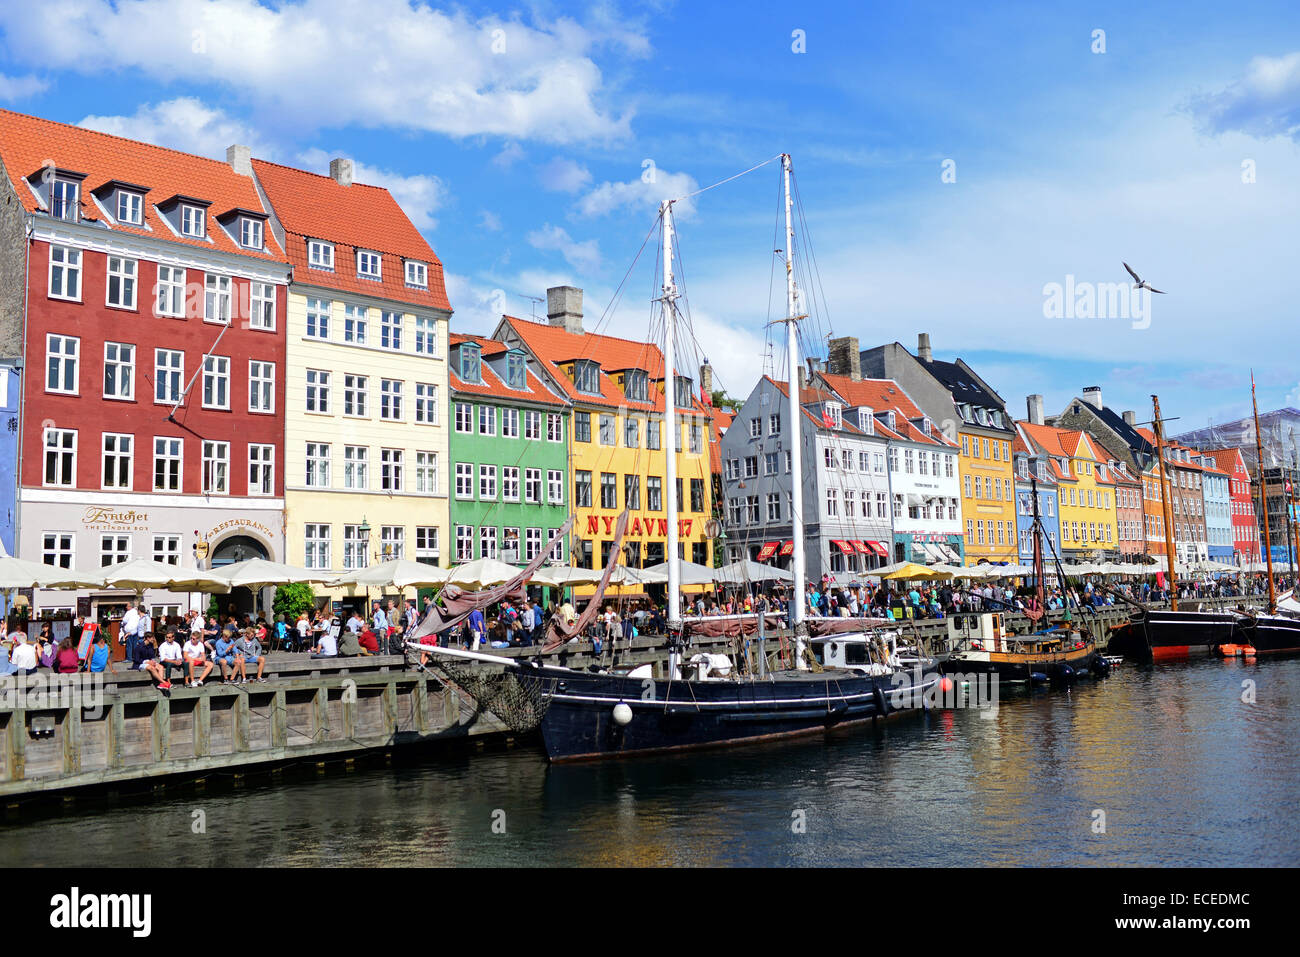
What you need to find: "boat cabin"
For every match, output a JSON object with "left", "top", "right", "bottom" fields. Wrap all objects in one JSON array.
[
  {"left": 809, "top": 634, "right": 901, "bottom": 674},
  {"left": 948, "top": 612, "right": 1072, "bottom": 654}
]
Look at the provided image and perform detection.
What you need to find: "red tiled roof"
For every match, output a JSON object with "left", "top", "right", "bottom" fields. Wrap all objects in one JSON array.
[
  {"left": 250, "top": 158, "right": 450, "bottom": 312},
  {"left": 1208, "top": 448, "right": 1248, "bottom": 475},
  {"left": 1134, "top": 428, "right": 1212, "bottom": 471},
  {"left": 499, "top": 316, "right": 711, "bottom": 416},
  {"left": 817, "top": 373, "right": 956, "bottom": 446},
  {"left": 447, "top": 333, "right": 564, "bottom": 406},
  {"left": 0, "top": 108, "right": 284, "bottom": 261}
]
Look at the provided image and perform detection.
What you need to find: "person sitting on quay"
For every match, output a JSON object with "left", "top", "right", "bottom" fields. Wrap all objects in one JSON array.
[
  {"left": 234, "top": 627, "right": 267, "bottom": 682},
  {"left": 157, "top": 630, "right": 185, "bottom": 687},
  {"left": 51, "top": 637, "right": 80, "bottom": 675},
  {"left": 214, "top": 630, "right": 241, "bottom": 684},
  {"left": 134, "top": 633, "right": 173, "bottom": 690},
  {"left": 346, "top": 610, "right": 365, "bottom": 635},
  {"left": 358, "top": 625, "right": 379, "bottom": 656},
  {"left": 337, "top": 627, "right": 362, "bottom": 657},
  {"left": 310, "top": 627, "right": 338, "bottom": 658},
  {"left": 9, "top": 633, "right": 38, "bottom": 677},
  {"left": 182, "top": 631, "right": 213, "bottom": 686},
  {"left": 294, "top": 612, "right": 311, "bottom": 652},
  {"left": 87, "top": 632, "right": 111, "bottom": 674}
]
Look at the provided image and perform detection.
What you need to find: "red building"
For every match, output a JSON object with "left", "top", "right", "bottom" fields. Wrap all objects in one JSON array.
[
  {"left": 1209, "top": 447, "right": 1258, "bottom": 566},
  {"left": 0, "top": 110, "right": 290, "bottom": 618}
]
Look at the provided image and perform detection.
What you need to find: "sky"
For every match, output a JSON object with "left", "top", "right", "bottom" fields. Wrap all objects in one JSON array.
[{"left": 2, "top": 0, "right": 1299, "bottom": 438}]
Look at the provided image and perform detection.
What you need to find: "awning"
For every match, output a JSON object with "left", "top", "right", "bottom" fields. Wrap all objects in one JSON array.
[
  {"left": 755, "top": 541, "right": 779, "bottom": 562},
  {"left": 922, "top": 543, "right": 945, "bottom": 562},
  {"left": 779, "top": 541, "right": 794, "bottom": 557},
  {"left": 851, "top": 540, "right": 871, "bottom": 554},
  {"left": 833, "top": 540, "right": 856, "bottom": 555},
  {"left": 939, "top": 544, "right": 961, "bottom": 563},
  {"left": 867, "top": 540, "right": 889, "bottom": 557}
]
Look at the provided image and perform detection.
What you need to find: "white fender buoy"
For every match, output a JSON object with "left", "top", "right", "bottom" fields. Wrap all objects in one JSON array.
[{"left": 613, "top": 702, "right": 633, "bottom": 726}]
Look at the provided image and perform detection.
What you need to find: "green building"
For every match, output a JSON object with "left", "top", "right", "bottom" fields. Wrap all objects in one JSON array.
[{"left": 448, "top": 334, "right": 571, "bottom": 565}]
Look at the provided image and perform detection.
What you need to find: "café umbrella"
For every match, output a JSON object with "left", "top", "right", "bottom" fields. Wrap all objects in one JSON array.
[{"left": 326, "top": 560, "right": 449, "bottom": 590}]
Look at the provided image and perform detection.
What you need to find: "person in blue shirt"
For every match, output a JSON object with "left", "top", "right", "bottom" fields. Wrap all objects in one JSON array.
[
  {"left": 87, "top": 633, "right": 110, "bottom": 673},
  {"left": 214, "top": 632, "right": 240, "bottom": 683},
  {"left": 468, "top": 608, "right": 487, "bottom": 650}
]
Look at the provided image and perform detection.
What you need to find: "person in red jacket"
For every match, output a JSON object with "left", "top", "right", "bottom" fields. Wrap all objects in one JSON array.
[
  {"left": 54, "top": 637, "right": 81, "bottom": 674},
  {"left": 358, "top": 627, "right": 379, "bottom": 655}
]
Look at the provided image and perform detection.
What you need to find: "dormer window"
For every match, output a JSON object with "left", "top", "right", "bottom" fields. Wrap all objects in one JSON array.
[
  {"left": 357, "top": 250, "right": 381, "bottom": 280},
  {"left": 858, "top": 407, "right": 874, "bottom": 434},
  {"left": 673, "top": 375, "right": 693, "bottom": 409},
  {"left": 625, "top": 369, "right": 648, "bottom": 403},
  {"left": 885, "top": 411, "right": 896, "bottom": 431},
  {"left": 239, "top": 217, "right": 263, "bottom": 250},
  {"left": 116, "top": 191, "right": 143, "bottom": 225},
  {"left": 308, "top": 240, "right": 334, "bottom": 270},
  {"left": 574, "top": 359, "right": 601, "bottom": 395},
  {"left": 181, "top": 204, "right": 205, "bottom": 238},
  {"left": 460, "top": 343, "right": 481, "bottom": 384},
  {"left": 51, "top": 178, "right": 80, "bottom": 221},
  {"left": 506, "top": 352, "right": 526, "bottom": 390},
  {"left": 824, "top": 402, "right": 843, "bottom": 429},
  {"left": 405, "top": 260, "right": 428, "bottom": 288}
]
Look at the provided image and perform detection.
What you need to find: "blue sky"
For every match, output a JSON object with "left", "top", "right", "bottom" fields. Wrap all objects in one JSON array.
[{"left": 2, "top": 0, "right": 1299, "bottom": 438}]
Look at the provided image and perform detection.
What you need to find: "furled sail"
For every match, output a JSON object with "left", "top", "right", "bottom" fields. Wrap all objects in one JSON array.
[{"left": 542, "top": 510, "right": 630, "bottom": 651}]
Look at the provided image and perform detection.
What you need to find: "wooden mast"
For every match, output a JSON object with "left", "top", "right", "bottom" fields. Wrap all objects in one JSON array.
[
  {"left": 1251, "top": 373, "right": 1276, "bottom": 612},
  {"left": 1151, "top": 395, "right": 1179, "bottom": 611}
]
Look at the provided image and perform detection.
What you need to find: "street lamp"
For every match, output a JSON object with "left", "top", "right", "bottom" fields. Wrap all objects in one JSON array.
[{"left": 358, "top": 517, "right": 371, "bottom": 564}]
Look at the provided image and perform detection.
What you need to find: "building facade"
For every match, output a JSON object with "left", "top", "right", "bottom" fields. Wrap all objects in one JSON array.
[
  {"left": 1200, "top": 457, "right": 1233, "bottom": 563},
  {"left": 0, "top": 360, "right": 17, "bottom": 555},
  {"left": 447, "top": 334, "right": 569, "bottom": 565},
  {"left": 250, "top": 157, "right": 452, "bottom": 581},
  {"left": 1209, "top": 448, "right": 1258, "bottom": 565},
  {"left": 0, "top": 110, "right": 290, "bottom": 617},
  {"left": 1012, "top": 426, "right": 1061, "bottom": 563},
  {"left": 1019, "top": 422, "right": 1119, "bottom": 563},
  {"left": 1109, "top": 459, "right": 1146, "bottom": 562}
]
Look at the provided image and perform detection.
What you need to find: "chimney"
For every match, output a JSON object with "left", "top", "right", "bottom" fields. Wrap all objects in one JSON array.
[
  {"left": 1122, "top": 410, "right": 1136, "bottom": 426},
  {"left": 826, "top": 336, "right": 861, "bottom": 381},
  {"left": 226, "top": 144, "right": 252, "bottom": 176},
  {"left": 1026, "top": 394, "right": 1045, "bottom": 426},
  {"left": 805, "top": 356, "right": 823, "bottom": 381},
  {"left": 917, "top": 332, "right": 933, "bottom": 363},
  {"left": 546, "top": 285, "right": 584, "bottom": 335},
  {"left": 1082, "top": 385, "right": 1103, "bottom": 410},
  {"left": 329, "top": 157, "right": 354, "bottom": 187},
  {"left": 699, "top": 360, "right": 713, "bottom": 398}
]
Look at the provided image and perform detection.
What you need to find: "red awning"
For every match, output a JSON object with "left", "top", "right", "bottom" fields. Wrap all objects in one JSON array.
[
  {"left": 833, "top": 540, "right": 855, "bottom": 555},
  {"left": 852, "top": 540, "right": 871, "bottom": 554},
  {"left": 756, "top": 541, "right": 779, "bottom": 562},
  {"left": 868, "top": 540, "right": 889, "bottom": 557},
  {"left": 779, "top": 541, "right": 794, "bottom": 556}
]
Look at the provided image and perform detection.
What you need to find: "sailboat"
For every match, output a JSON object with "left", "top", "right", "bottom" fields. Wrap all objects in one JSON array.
[{"left": 410, "top": 155, "right": 939, "bottom": 761}]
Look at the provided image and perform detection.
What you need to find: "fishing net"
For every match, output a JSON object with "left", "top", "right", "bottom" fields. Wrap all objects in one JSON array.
[{"left": 431, "top": 660, "right": 556, "bottom": 733}]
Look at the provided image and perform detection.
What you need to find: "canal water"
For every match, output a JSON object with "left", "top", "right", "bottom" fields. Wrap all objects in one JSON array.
[{"left": 4, "top": 657, "right": 1297, "bottom": 867}]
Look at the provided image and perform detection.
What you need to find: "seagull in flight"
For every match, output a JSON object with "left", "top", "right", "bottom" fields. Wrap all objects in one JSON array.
[{"left": 1123, "top": 262, "right": 1165, "bottom": 294}]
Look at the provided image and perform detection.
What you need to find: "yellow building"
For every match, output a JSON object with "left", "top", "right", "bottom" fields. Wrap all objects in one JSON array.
[
  {"left": 494, "top": 288, "right": 712, "bottom": 574},
  {"left": 252, "top": 158, "right": 451, "bottom": 589},
  {"left": 1019, "top": 423, "right": 1118, "bottom": 561}
]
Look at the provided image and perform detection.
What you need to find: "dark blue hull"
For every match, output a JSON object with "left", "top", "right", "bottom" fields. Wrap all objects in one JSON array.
[{"left": 521, "top": 665, "right": 940, "bottom": 763}]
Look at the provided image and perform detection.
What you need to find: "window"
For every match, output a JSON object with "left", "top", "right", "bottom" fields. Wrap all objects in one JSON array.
[
  {"left": 46, "top": 334, "right": 79, "bottom": 394},
  {"left": 153, "top": 437, "right": 182, "bottom": 491},
  {"left": 42, "top": 532, "right": 74, "bottom": 569},
  {"left": 381, "top": 311, "right": 402, "bottom": 350},
  {"left": 250, "top": 282, "right": 275, "bottom": 330},
  {"left": 302, "top": 298, "right": 331, "bottom": 340},
  {"left": 306, "top": 370, "right": 330, "bottom": 413},
  {"left": 575, "top": 470, "right": 592, "bottom": 508},
  {"left": 202, "top": 356, "right": 229, "bottom": 409},
  {"left": 647, "top": 417, "right": 661, "bottom": 450},
  {"left": 306, "top": 442, "right": 330, "bottom": 487},
  {"left": 381, "top": 449, "right": 404, "bottom": 492},
  {"left": 379, "top": 526, "right": 404, "bottom": 561},
  {"left": 767, "top": 493, "right": 781, "bottom": 521},
  {"left": 689, "top": 424, "right": 702, "bottom": 454},
  {"left": 525, "top": 410, "right": 542, "bottom": 440},
  {"left": 248, "top": 444, "right": 274, "bottom": 496},
  {"left": 455, "top": 402, "right": 473, "bottom": 433},
  {"left": 304, "top": 524, "right": 331, "bottom": 569},
  {"left": 416, "top": 527, "right": 439, "bottom": 564},
  {"left": 106, "top": 256, "right": 137, "bottom": 309},
  {"left": 101, "top": 433, "right": 132, "bottom": 490},
  {"left": 691, "top": 478, "right": 704, "bottom": 513},
  {"left": 625, "top": 417, "right": 640, "bottom": 448},
  {"left": 547, "top": 414, "right": 563, "bottom": 443},
  {"left": 380, "top": 379, "right": 403, "bottom": 420},
  {"left": 827, "top": 489, "right": 840, "bottom": 517},
  {"left": 574, "top": 411, "right": 591, "bottom": 443},
  {"left": 548, "top": 470, "right": 564, "bottom": 504},
  {"left": 357, "top": 250, "right": 382, "bottom": 280},
  {"left": 415, "top": 383, "right": 438, "bottom": 425},
  {"left": 601, "top": 472, "right": 617, "bottom": 509},
  {"left": 344, "top": 304, "right": 367, "bottom": 343},
  {"left": 308, "top": 240, "right": 334, "bottom": 270},
  {"left": 100, "top": 534, "right": 130, "bottom": 568},
  {"left": 478, "top": 463, "right": 496, "bottom": 499},
  {"left": 479, "top": 404, "right": 497, "bottom": 436},
  {"left": 501, "top": 408, "right": 519, "bottom": 438},
  {"left": 749, "top": 418, "right": 761, "bottom": 438},
  {"left": 116, "top": 190, "right": 142, "bottom": 225},
  {"left": 502, "top": 466, "right": 520, "bottom": 502},
  {"left": 51, "top": 178, "right": 79, "bottom": 221},
  {"left": 405, "top": 260, "right": 428, "bottom": 287},
  {"left": 240, "top": 217, "right": 263, "bottom": 250},
  {"left": 574, "top": 359, "right": 600, "bottom": 394},
  {"left": 101, "top": 342, "right": 135, "bottom": 400},
  {"left": 525, "top": 468, "right": 542, "bottom": 503},
  {"left": 599, "top": 415, "right": 615, "bottom": 446},
  {"left": 343, "top": 525, "right": 369, "bottom": 569},
  {"left": 344, "top": 375, "right": 368, "bottom": 417},
  {"left": 48, "top": 245, "right": 81, "bottom": 300},
  {"left": 745, "top": 456, "right": 759, "bottom": 479},
  {"left": 904, "top": 449, "right": 915, "bottom": 473},
  {"left": 764, "top": 452, "right": 779, "bottom": 475},
  {"left": 156, "top": 265, "right": 185, "bottom": 317},
  {"left": 479, "top": 526, "right": 498, "bottom": 560},
  {"left": 648, "top": 476, "right": 662, "bottom": 511},
  {"left": 415, "top": 316, "right": 437, "bottom": 355},
  {"left": 525, "top": 527, "right": 543, "bottom": 562},
  {"left": 624, "top": 369, "right": 648, "bottom": 402},
  {"left": 455, "top": 462, "right": 473, "bottom": 498},
  {"left": 203, "top": 274, "right": 231, "bottom": 324},
  {"left": 625, "top": 474, "right": 641, "bottom": 510},
  {"left": 455, "top": 525, "right": 474, "bottom": 562},
  {"left": 201, "top": 440, "right": 229, "bottom": 494},
  {"left": 44, "top": 428, "right": 77, "bottom": 487},
  {"left": 343, "top": 446, "right": 369, "bottom": 490},
  {"left": 181, "top": 204, "right": 205, "bottom": 237},
  {"left": 153, "top": 349, "right": 183, "bottom": 404},
  {"left": 249, "top": 360, "right": 275, "bottom": 412}
]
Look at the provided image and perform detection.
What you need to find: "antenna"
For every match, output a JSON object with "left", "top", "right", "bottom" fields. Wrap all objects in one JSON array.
[{"left": 524, "top": 295, "right": 543, "bottom": 321}]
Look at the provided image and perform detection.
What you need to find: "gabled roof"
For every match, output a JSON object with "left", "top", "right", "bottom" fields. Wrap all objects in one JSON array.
[
  {"left": 1208, "top": 447, "right": 1249, "bottom": 476},
  {"left": 447, "top": 333, "right": 565, "bottom": 407},
  {"left": 250, "top": 158, "right": 450, "bottom": 312},
  {"left": 496, "top": 316, "right": 710, "bottom": 416},
  {"left": 814, "top": 372, "right": 956, "bottom": 447},
  {"left": 765, "top": 377, "right": 873, "bottom": 437},
  {"left": 0, "top": 107, "right": 284, "bottom": 261},
  {"left": 1135, "top": 428, "right": 1212, "bottom": 472}
]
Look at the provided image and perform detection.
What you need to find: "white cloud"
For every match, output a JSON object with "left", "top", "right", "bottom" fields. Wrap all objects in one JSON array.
[
  {"left": 493, "top": 142, "right": 526, "bottom": 168},
  {"left": 539, "top": 157, "right": 592, "bottom": 193},
  {"left": 0, "top": 72, "right": 47, "bottom": 101},
  {"left": 78, "top": 97, "right": 272, "bottom": 158},
  {"left": 1188, "top": 52, "right": 1300, "bottom": 141},
  {"left": 1, "top": 0, "right": 642, "bottom": 144},
  {"left": 479, "top": 210, "right": 503, "bottom": 231},
  {"left": 298, "top": 148, "right": 446, "bottom": 232},
  {"left": 575, "top": 166, "right": 700, "bottom": 218},
  {"left": 527, "top": 223, "right": 601, "bottom": 273}
]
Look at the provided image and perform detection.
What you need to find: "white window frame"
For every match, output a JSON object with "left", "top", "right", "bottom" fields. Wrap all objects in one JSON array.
[
  {"left": 381, "top": 448, "right": 404, "bottom": 492},
  {"left": 380, "top": 311, "right": 402, "bottom": 350},
  {"left": 414, "top": 316, "right": 437, "bottom": 356},
  {"left": 105, "top": 256, "right": 137, "bottom": 310},
  {"left": 455, "top": 462, "right": 474, "bottom": 499},
  {"left": 548, "top": 469, "right": 564, "bottom": 505},
  {"left": 48, "top": 245, "right": 82, "bottom": 301},
  {"left": 153, "top": 534, "right": 182, "bottom": 566},
  {"left": 41, "top": 531, "right": 75, "bottom": 569},
  {"left": 304, "top": 524, "right": 332, "bottom": 570},
  {"left": 181, "top": 204, "right": 205, "bottom": 237},
  {"left": 154, "top": 348, "right": 183, "bottom": 405},
  {"left": 249, "top": 281, "right": 276, "bottom": 330},
  {"left": 45, "top": 334, "right": 79, "bottom": 394},
  {"left": 306, "top": 297, "right": 331, "bottom": 339},
  {"left": 100, "top": 533, "right": 130, "bottom": 568},
  {"left": 204, "top": 273, "right": 232, "bottom": 324},
  {"left": 344, "top": 303, "right": 367, "bottom": 343},
  {"left": 248, "top": 443, "right": 274, "bottom": 496},
  {"left": 416, "top": 451, "right": 438, "bottom": 494},
  {"left": 101, "top": 432, "right": 133, "bottom": 491},
  {"left": 415, "top": 383, "right": 439, "bottom": 425},
  {"left": 240, "top": 217, "right": 264, "bottom": 250},
  {"left": 248, "top": 360, "right": 275, "bottom": 413},
  {"left": 202, "top": 355, "right": 230, "bottom": 410},
  {"left": 405, "top": 260, "right": 428, "bottom": 288},
  {"left": 102, "top": 342, "right": 135, "bottom": 400},
  {"left": 306, "top": 442, "right": 331, "bottom": 488},
  {"left": 343, "top": 445, "right": 369, "bottom": 490},
  {"left": 380, "top": 379, "right": 403, "bottom": 421},
  {"left": 307, "top": 240, "right": 334, "bottom": 270},
  {"left": 344, "top": 374, "right": 369, "bottom": 418},
  {"left": 202, "top": 440, "right": 229, "bottom": 495},
  {"left": 116, "top": 190, "right": 143, "bottom": 225},
  {"left": 153, "top": 436, "right": 183, "bottom": 492},
  {"left": 155, "top": 264, "right": 185, "bottom": 317},
  {"left": 357, "top": 249, "right": 382, "bottom": 280},
  {"left": 43, "top": 427, "right": 77, "bottom": 488}
]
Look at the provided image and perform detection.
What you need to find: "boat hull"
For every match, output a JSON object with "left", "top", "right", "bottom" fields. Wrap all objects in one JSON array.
[
  {"left": 1233, "top": 615, "right": 1300, "bottom": 655},
  {"left": 942, "top": 643, "right": 1102, "bottom": 683},
  {"left": 1106, "top": 609, "right": 1238, "bottom": 662},
  {"left": 521, "top": 665, "right": 940, "bottom": 763}
]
